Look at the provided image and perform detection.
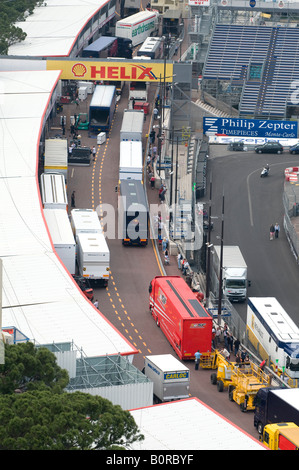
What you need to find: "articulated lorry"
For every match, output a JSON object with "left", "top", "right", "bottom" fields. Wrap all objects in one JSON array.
[
  {"left": 211, "top": 245, "right": 249, "bottom": 302},
  {"left": 82, "top": 36, "right": 132, "bottom": 59},
  {"left": 70, "top": 208, "right": 102, "bottom": 241},
  {"left": 254, "top": 387, "right": 299, "bottom": 435},
  {"left": 89, "top": 85, "right": 116, "bottom": 133},
  {"left": 44, "top": 138, "right": 68, "bottom": 182},
  {"left": 115, "top": 10, "right": 159, "bottom": 47},
  {"left": 118, "top": 179, "right": 148, "bottom": 246},
  {"left": 119, "top": 140, "right": 143, "bottom": 181},
  {"left": 76, "top": 232, "right": 110, "bottom": 286},
  {"left": 43, "top": 208, "right": 76, "bottom": 275},
  {"left": 120, "top": 109, "right": 144, "bottom": 142},
  {"left": 144, "top": 354, "right": 190, "bottom": 403},
  {"left": 149, "top": 276, "right": 213, "bottom": 360}
]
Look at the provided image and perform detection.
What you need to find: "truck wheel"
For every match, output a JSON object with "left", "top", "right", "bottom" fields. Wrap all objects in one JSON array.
[
  {"left": 156, "top": 317, "right": 160, "bottom": 327},
  {"left": 228, "top": 385, "right": 235, "bottom": 401},
  {"left": 210, "top": 373, "right": 217, "bottom": 385},
  {"left": 240, "top": 402, "right": 247, "bottom": 412},
  {"left": 257, "top": 422, "right": 263, "bottom": 435},
  {"left": 217, "top": 380, "right": 224, "bottom": 392}
]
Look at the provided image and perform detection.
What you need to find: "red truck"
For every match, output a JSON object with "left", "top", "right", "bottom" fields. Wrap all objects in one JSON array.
[{"left": 149, "top": 276, "right": 213, "bottom": 360}]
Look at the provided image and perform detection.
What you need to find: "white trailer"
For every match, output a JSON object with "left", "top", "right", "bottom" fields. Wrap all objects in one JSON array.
[
  {"left": 119, "top": 141, "right": 143, "bottom": 180},
  {"left": 40, "top": 173, "right": 68, "bottom": 210},
  {"left": 120, "top": 109, "right": 144, "bottom": 142},
  {"left": 115, "top": 10, "right": 159, "bottom": 47},
  {"left": 70, "top": 208, "right": 102, "bottom": 241},
  {"left": 211, "top": 245, "right": 249, "bottom": 302},
  {"left": 247, "top": 297, "right": 299, "bottom": 382},
  {"left": 43, "top": 209, "right": 76, "bottom": 275},
  {"left": 77, "top": 232, "right": 110, "bottom": 286},
  {"left": 144, "top": 354, "right": 190, "bottom": 403},
  {"left": 44, "top": 138, "right": 68, "bottom": 181}
]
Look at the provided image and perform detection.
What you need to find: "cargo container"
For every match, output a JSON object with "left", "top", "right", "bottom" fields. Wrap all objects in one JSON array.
[
  {"left": 89, "top": 85, "right": 116, "bottom": 133},
  {"left": 119, "top": 140, "right": 143, "bottom": 180},
  {"left": 70, "top": 208, "right": 102, "bottom": 241},
  {"left": 77, "top": 232, "right": 110, "bottom": 286},
  {"left": 254, "top": 387, "right": 299, "bottom": 435},
  {"left": 115, "top": 10, "right": 159, "bottom": 47},
  {"left": 40, "top": 173, "right": 68, "bottom": 210},
  {"left": 211, "top": 245, "right": 249, "bottom": 302},
  {"left": 44, "top": 139, "right": 68, "bottom": 182},
  {"left": 43, "top": 209, "right": 76, "bottom": 275},
  {"left": 81, "top": 36, "right": 132, "bottom": 59},
  {"left": 144, "top": 354, "right": 190, "bottom": 403},
  {"left": 120, "top": 109, "right": 144, "bottom": 142},
  {"left": 118, "top": 179, "right": 148, "bottom": 246},
  {"left": 149, "top": 276, "right": 213, "bottom": 360},
  {"left": 137, "top": 36, "right": 162, "bottom": 60}
]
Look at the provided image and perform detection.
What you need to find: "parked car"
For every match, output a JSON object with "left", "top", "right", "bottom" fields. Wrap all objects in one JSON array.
[
  {"left": 289, "top": 143, "right": 299, "bottom": 154},
  {"left": 254, "top": 142, "right": 283, "bottom": 154}
]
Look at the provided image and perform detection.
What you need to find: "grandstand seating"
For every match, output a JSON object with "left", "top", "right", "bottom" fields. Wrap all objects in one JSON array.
[{"left": 203, "top": 24, "right": 299, "bottom": 118}]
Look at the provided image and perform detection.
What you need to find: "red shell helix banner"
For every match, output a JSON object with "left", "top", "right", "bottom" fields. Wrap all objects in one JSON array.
[{"left": 46, "top": 59, "right": 174, "bottom": 83}]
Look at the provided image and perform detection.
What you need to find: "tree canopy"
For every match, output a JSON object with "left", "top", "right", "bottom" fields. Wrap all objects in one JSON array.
[
  {"left": 0, "top": 343, "right": 144, "bottom": 450},
  {"left": 0, "top": 390, "right": 144, "bottom": 450},
  {"left": 0, "top": 0, "right": 44, "bottom": 54}
]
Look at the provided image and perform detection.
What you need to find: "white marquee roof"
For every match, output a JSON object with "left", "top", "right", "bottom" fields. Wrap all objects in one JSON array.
[
  {"left": 0, "top": 70, "right": 137, "bottom": 359},
  {"left": 130, "top": 398, "right": 266, "bottom": 451},
  {"left": 7, "top": 0, "right": 111, "bottom": 57}
]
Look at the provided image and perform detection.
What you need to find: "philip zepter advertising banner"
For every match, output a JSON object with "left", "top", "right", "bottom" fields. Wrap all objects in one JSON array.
[
  {"left": 203, "top": 117, "right": 298, "bottom": 140},
  {"left": 46, "top": 59, "right": 174, "bottom": 83}
]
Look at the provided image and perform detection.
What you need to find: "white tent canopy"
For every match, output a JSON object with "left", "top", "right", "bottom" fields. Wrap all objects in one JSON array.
[{"left": 0, "top": 70, "right": 137, "bottom": 359}]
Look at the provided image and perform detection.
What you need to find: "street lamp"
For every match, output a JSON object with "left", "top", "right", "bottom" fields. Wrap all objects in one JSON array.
[{"left": 217, "top": 193, "right": 225, "bottom": 326}]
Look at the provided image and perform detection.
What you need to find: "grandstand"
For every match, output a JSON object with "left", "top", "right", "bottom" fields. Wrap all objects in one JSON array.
[{"left": 202, "top": 23, "right": 299, "bottom": 119}]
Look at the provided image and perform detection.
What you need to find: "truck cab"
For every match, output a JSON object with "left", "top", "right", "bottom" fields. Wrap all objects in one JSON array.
[{"left": 261, "top": 422, "right": 299, "bottom": 450}]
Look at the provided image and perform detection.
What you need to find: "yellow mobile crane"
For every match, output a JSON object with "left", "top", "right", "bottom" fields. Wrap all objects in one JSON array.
[{"left": 200, "top": 350, "right": 272, "bottom": 411}]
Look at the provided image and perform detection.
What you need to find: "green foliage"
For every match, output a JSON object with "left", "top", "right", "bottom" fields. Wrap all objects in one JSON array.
[
  {"left": 0, "top": 343, "right": 144, "bottom": 450},
  {"left": 0, "top": 0, "right": 44, "bottom": 54},
  {"left": 0, "top": 342, "right": 69, "bottom": 394},
  {"left": 0, "top": 390, "right": 144, "bottom": 450}
]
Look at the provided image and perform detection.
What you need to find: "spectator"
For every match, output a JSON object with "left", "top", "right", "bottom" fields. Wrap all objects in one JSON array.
[
  {"left": 194, "top": 350, "right": 201, "bottom": 370},
  {"left": 234, "top": 338, "right": 240, "bottom": 356}
]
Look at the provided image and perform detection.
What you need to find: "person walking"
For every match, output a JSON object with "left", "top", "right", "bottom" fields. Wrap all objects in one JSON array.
[
  {"left": 71, "top": 191, "right": 76, "bottom": 208},
  {"left": 93, "top": 299, "right": 99, "bottom": 309},
  {"left": 177, "top": 253, "right": 182, "bottom": 270},
  {"left": 182, "top": 259, "right": 189, "bottom": 275},
  {"left": 92, "top": 146, "right": 96, "bottom": 161},
  {"left": 194, "top": 350, "right": 201, "bottom": 370},
  {"left": 274, "top": 222, "right": 280, "bottom": 239},
  {"left": 270, "top": 224, "right": 275, "bottom": 240}
]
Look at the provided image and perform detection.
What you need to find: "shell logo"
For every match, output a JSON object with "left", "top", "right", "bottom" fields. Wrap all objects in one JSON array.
[{"left": 72, "top": 63, "right": 87, "bottom": 78}]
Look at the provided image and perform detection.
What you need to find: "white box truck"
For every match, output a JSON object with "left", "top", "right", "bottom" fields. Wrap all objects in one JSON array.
[
  {"left": 115, "top": 10, "right": 159, "bottom": 47},
  {"left": 43, "top": 209, "right": 76, "bottom": 275},
  {"left": 144, "top": 354, "right": 190, "bottom": 403},
  {"left": 70, "top": 208, "right": 102, "bottom": 241},
  {"left": 40, "top": 173, "right": 68, "bottom": 210},
  {"left": 77, "top": 232, "right": 110, "bottom": 286},
  {"left": 119, "top": 141, "right": 143, "bottom": 180},
  {"left": 211, "top": 245, "right": 249, "bottom": 302},
  {"left": 44, "top": 138, "right": 68, "bottom": 181},
  {"left": 120, "top": 109, "right": 144, "bottom": 142}
]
